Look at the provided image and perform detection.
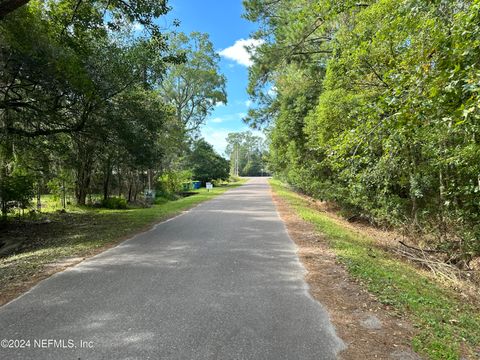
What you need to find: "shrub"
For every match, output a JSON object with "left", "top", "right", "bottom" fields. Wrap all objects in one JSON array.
[
  {"left": 157, "top": 170, "right": 193, "bottom": 197},
  {"left": 212, "top": 178, "right": 227, "bottom": 187},
  {"left": 229, "top": 175, "right": 241, "bottom": 183},
  {"left": 101, "top": 197, "right": 127, "bottom": 209},
  {"left": 0, "top": 171, "right": 35, "bottom": 217}
]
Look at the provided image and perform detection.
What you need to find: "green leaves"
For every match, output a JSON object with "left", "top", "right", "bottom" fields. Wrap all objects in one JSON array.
[
  {"left": 187, "top": 139, "right": 229, "bottom": 184},
  {"left": 225, "top": 131, "right": 267, "bottom": 176},
  {"left": 245, "top": 0, "right": 480, "bottom": 290},
  {"left": 158, "top": 32, "right": 227, "bottom": 132},
  {"left": 0, "top": 0, "right": 202, "bottom": 209},
  {"left": 0, "top": 169, "right": 35, "bottom": 216}
]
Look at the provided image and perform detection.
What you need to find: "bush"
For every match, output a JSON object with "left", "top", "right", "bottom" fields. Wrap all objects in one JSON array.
[
  {"left": 157, "top": 170, "right": 193, "bottom": 197},
  {"left": 212, "top": 178, "right": 228, "bottom": 187},
  {"left": 101, "top": 197, "right": 127, "bottom": 209},
  {"left": 229, "top": 175, "right": 241, "bottom": 183},
  {"left": 0, "top": 171, "right": 35, "bottom": 217}
]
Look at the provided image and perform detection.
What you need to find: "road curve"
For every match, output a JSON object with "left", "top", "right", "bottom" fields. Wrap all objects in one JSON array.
[{"left": 0, "top": 177, "right": 345, "bottom": 359}]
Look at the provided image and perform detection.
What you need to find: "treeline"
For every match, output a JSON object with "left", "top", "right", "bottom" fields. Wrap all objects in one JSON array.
[
  {"left": 0, "top": 1, "right": 227, "bottom": 215},
  {"left": 244, "top": 0, "right": 480, "bottom": 260},
  {"left": 226, "top": 131, "right": 267, "bottom": 176}
]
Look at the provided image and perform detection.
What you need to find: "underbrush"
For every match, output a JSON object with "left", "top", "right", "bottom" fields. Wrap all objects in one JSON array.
[
  {"left": 270, "top": 179, "right": 480, "bottom": 360},
  {"left": 101, "top": 197, "right": 127, "bottom": 209}
]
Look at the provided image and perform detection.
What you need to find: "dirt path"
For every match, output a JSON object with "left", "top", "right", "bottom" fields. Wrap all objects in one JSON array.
[{"left": 271, "top": 190, "right": 422, "bottom": 360}]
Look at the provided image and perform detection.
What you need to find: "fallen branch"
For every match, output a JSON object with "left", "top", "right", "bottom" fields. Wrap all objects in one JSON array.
[
  {"left": 395, "top": 244, "right": 463, "bottom": 283},
  {"left": 398, "top": 240, "right": 447, "bottom": 254}
]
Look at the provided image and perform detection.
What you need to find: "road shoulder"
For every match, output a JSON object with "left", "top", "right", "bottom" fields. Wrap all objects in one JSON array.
[{"left": 270, "top": 187, "right": 421, "bottom": 360}]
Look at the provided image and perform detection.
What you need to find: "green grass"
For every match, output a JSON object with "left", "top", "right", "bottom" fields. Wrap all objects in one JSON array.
[
  {"left": 0, "top": 181, "right": 245, "bottom": 299},
  {"left": 270, "top": 179, "right": 480, "bottom": 360}
]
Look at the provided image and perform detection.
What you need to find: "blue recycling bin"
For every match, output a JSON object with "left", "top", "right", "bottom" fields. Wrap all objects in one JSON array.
[{"left": 192, "top": 181, "right": 201, "bottom": 190}]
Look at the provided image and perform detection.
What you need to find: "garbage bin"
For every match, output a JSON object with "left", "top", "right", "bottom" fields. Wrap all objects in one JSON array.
[{"left": 192, "top": 181, "right": 201, "bottom": 189}]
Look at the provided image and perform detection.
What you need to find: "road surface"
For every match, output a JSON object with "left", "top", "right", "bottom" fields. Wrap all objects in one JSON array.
[{"left": 0, "top": 178, "right": 345, "bottom": 359}]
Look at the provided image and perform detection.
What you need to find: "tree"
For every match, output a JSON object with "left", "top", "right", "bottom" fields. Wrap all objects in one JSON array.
[
  {"left": 0, "top": 0, "right": 171, "bottom": 36},
  {"left": 0, "top": 0, "right": 178, "bottom": 139},
  {"left": 244, "top": 0, "right": 480, "bottom": 260},
  {"left": 0, "top": 0, "right": 184, "bottom": 208},
  {"left": 0, "top": 169, "right": 34, "bottom": 217},
  {"left": 187, "top": 139, "right": 229, "bottom": 184},
  {"left": 158, "top": 32, "right": 227, "bottom": 132}
]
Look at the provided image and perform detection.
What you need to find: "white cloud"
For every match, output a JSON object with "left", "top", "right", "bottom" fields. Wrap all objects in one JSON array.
[
  {"left": 201, "top": 127, "right": 231, "bottom": 155},
  {"left": 207, "top": 113, "right": 246, "bottom": 124},
  {"left": 245, "top": 100, "right": 252, "bottom": 107},
  {"left": 215, "top": 102, "right": 226, "bottom": 108},
  {"left": 267, "top": 85, "right": 277, "bottom": 97},
  {"left": 201, "top": 125, "right": 266, "bottom": 156},
  {"left": 219, "top": 38, "right": 264, "bottom": 67},
  {"left": 132, "top": 22, "right": 144, "bottom": 32}
]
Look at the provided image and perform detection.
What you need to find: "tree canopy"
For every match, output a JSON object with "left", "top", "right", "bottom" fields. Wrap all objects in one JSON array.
[
  {"left": 158, "top": 32, "right": 227, "bottom": 132},
  {"left": 244, "top": 0, "right": 480, "bottom": 259},
  {"left": 187, "top": 138, "right": 229, "bottom": 184},
  {"left": 0, "top": 0, "right": 227, "bottom": 214}
]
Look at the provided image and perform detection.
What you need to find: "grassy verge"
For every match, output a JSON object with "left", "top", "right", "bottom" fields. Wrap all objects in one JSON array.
[
  {"left": 270, "top": 179, "right": 480, "bottom": 360},
  {"left": 0, "top": 181, "right": 245, "bottom": 301}
]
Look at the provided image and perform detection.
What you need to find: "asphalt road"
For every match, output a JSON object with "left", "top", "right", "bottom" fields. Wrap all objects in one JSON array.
[{"left": 0, "top": 177, "right": 345, "bottom": 360}]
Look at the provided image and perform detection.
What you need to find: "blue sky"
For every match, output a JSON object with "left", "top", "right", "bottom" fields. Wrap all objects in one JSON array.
[{"left": 164, "top": 0, "right": 262, "bottom": 156}]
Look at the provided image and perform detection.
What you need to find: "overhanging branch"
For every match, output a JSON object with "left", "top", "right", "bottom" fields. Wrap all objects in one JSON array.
[{"left": 0, "top": 0, "right": 31, "bottom": 18}]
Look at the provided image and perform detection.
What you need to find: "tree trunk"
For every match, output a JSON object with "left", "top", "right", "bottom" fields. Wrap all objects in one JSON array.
[
  {"left": 128, "top": 182, "right": 133, "bottom": 203},
  {"left": 76, "top": 178, "right": 89, "bottom": 206},
  {"left": 133, "top": 176, "right": 138, "bottom": 202},
  {"left": 0, "top": 128, "right": 14, "bottom": 218},
  {"left": 75, "top": 147, "right": 93, "bottom": 206},
  {"left": 117, "top": 166, "right": 122, "bottom": 197},
  {"left": 0, "top": 164, "right": 8, "bottom": 219},
  {"left": 1, "top": 202, "right": 7, "bottom": 219},
  {"left": 103, "top": 158, "right": 111, "bottom": 201},
  {"left": 411, "top": 195, "right": 418, "bottom": 225},
  {"left": 36, "top": 182, "right": 41, "bottom": 211},
  {"left": 62, "top": 179, "right": 66, "bottom": 209},
  {"left": 409, "top": 141, "right": 420, "bottom": 228}
]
